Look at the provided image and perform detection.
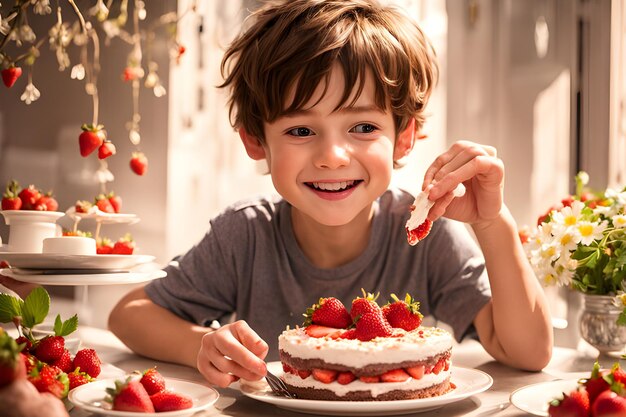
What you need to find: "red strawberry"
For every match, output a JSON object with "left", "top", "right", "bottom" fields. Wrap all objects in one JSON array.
[
  {"left": 0, "top": 330, "right": 27, "bottom": 387},
  {"left": 406, "top": 218, "right": 432, "bottom": 245},
  {"left": 106, "top": 378, "right": 155, "bottom": 412},
  {"left": 112, "top": 234, "right": 135, "bottom": 255},
  {"left": 34, "top": 193, "right": 58, "bottom": 212},
  {"left": 98, "top": 141, "right": 116, "bottom": 159},
  {"left": 50, "top": 349, "right": 73, "bottom": 373},
  {"left": 68, "top": 369, "right": 93, "bottom": 390},
  {"left": 14, "top": 336, "right": 32, "bottom": 353},
  {"left": 350, "top": 290, "right": 381, "bottom": 321},
  {"left": 591, "top": 390, "right": 626, "bottom": 417},
  {"left": 354, "top": 311, "right": 392, "bottom": 341},
  {"left": 35, "top": 336, "right": 65, "bottom": 363},
  {"left": 95, "top": 194, "right": 115, "bottom": 213},
  {"left": 339, "top": 329, "right": 357, "bottom": 339},
  {"left": 359, "top": 375, "right": 380, "bottom": 383},
  {"left": 297, "top": 369, "right": 312, "bottom": 379},
  {"left": 139, "top": 367, "right": 166, "bottom": 395},
  {"left": 79, "top": 124, "right": 105, "bottom": 157},
  {"left": 130, "top": 151, "right": 148, "bottom": 176},
  {"left": 75, "top": 200, "right": 93, "bottom": 213},
  {"left": 96, "top": 237, "right": 114, "bottom": 254},
  {"left": 1, "top": 180, "right": 22, "bottom": 210},
  {"left": 72, "top": 348, "right": 101, "bottom": 378},
  {"left": 150, "top": 390, "right": 194, "bottom": 412},
  {"left": 304, "top": 324, "right": 342, "bottom": 339},
  {"left": 18, "top": 185, "right": 41, "bottom": 210},
  {"left": 304, "top": 297, "right": 351, "bottom": 328},
  {"left": 311, "top": 369, "right": 337, "bottom": 384},
  {"left": 107, "top": 192, "right": 122, "bottom": 213},
  {"left": 28, "top": 364, "right": 69, "bottom": 399},
  {"left": 380, "top": 369, "right": 410, "bottom": 383},
  {"left": 337, "top": 371, "right": 356, "bottom": 385},
  {"left": 611, "top": 363, "right": 626, "bottom": 386},
  {"left": 585, "top": 361, "right": 611, "bottom": 405},
  {"left": 406, "top": 365, "right": 425, "bottom": 380},
  {"left": 548, "top": 389, "right": 590, "bottom": 417},
  {"left": 382, "top": 293, "right": 423, "bottom": 331},
  {"left": 2, "top": 66, "right": 22, "bottom": 88}
]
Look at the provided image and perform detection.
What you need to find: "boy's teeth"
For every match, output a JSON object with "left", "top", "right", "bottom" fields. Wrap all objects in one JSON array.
[{"left": 312, "top": 180, "right": 355, "bottom": 191}]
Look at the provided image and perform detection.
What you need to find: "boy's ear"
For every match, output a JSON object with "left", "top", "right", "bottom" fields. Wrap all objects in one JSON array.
[
  {"left": 239, "top": 128, "right": 266, "bottom": 160},
  {"left": 393, "top": 118, "right": 416, "bottom": 161}
]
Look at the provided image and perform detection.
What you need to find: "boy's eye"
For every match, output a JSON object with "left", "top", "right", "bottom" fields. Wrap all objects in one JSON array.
[
  {"left": 350, "top": 123, "right": 377, "bottom": 134},
  {"left": 287, "top": 127, "right": 313, "bottom": 137}
]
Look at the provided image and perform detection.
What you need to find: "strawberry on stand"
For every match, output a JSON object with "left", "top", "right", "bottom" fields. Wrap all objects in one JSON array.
[
  {"left": 95, "top": 193, "right": 116, "bottom": 213},
  {"left": 79, "top": 124, "right": 106, "bottom": 157},
  {"left": 1, "top": 180, "right": 22, "bottom": 210},
  {"left": 107, "top": 192, "right": 122, "bottom": 213},
  {"left": 98, "top": 141, "right": 117, "bottom": 160},
  {"left": 33, "top": 192, "right": 58, "bottom": 212},
  {"left": 96, "top": 237, "right": 114, "bottom": 254},
  {"left": 17, "top": 185, "right": 41, "bottom": 210},
  {"left": 112, "top": 234, "right": 135, "bottom": 255}
]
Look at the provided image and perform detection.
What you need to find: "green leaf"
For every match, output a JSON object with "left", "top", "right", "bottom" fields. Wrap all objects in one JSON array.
[
  {"left": 21, "top": 287, "right": 49, "bottom": 329},
  {"left": 0, "top": 293, "right": 23, "bottom": 323},
  {"left": 52, "top": 314, "right": 78, "bottom": 337},
  {"left": 618, "top": 309, "right": 626, "bottom": 326}
]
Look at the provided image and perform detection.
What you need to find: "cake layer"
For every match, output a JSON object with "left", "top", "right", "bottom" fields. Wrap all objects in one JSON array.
[
  {"left": 280, "top": 350, "right": 450, "bottom": 377},
  {"left": 278, "top": 326, "right": 453, "bottom": 369},
  {"left": 282, "top": 368, "right": 452, "bottom": 401},
  {"left": 42, "top": 236, "right": 96, "bottom": 255}
]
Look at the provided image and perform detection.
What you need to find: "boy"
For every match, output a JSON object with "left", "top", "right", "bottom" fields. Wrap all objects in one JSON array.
[{"left": 111, "top": 0, "right": 552, "bottom": 388}]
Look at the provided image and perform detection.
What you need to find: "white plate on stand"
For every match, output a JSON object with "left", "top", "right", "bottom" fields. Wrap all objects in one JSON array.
[
  {"left": 0, "top": 253, "right": 155, "bottom": 270},
  {"left": 240, "top": 362, "right": 492, "bottom": 416},
  {"left": 1, "top": 267, "right": 166, "bottom": 286}
]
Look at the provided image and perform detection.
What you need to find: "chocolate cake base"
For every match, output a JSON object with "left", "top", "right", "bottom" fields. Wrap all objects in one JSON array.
[{"left": 283, "top": 378, "right": 452, "bottom": 401}]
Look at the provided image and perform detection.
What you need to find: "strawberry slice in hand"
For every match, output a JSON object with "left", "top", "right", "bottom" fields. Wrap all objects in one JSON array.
[
  {"left": 405, "top": 183, "right": 465, "bottom": 245},
  {"left": 2, "top": 66, "right": 22, "bottom": 88},
  {"left": 79, "top": 124, "right": 105, "bottom": 157}
]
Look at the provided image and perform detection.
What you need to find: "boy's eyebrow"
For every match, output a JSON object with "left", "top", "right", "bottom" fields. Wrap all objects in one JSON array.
[{"left": 281, "top": 105, "right": 386, "bottom": 118}]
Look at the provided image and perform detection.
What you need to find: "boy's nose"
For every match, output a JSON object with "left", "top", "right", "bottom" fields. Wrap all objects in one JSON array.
[{"left": 314, "top": 139, "right": 350, "bottom": 169}]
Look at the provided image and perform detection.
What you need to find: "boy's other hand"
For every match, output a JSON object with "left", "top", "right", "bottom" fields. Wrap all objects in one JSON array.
[
  {"left": 0, "top": 378, "right": 69, "bottom": 417},
  {"left": 197, "top": 320, "right": 269, "bottom": 388},
  {"left": 0, "top": 267, "right": 39, "bottom": 300},
  {"left": 422, "top": 140, "right": 504, "bottom": 226}
]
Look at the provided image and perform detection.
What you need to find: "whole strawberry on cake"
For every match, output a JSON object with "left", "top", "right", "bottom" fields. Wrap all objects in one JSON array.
[{"left": 278, "top": 291, "right": 453, "bottom": 401}]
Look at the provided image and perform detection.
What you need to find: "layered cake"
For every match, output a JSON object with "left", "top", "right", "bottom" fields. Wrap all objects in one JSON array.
[{"left": 278, "top": 292, "right": 454, "bottom": 401}]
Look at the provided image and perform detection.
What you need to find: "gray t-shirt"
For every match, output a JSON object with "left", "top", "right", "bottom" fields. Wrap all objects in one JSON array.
[{"left": 145, "top": 188, "right": 491, "bottom": 361}]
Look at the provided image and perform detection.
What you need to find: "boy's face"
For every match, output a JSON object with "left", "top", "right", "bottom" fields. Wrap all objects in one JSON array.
[{"left": 251, "top": 64, "right": 408, "bottom": 227}]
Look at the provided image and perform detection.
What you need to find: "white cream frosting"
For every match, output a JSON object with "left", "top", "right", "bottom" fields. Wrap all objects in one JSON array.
[
  {"left": 278, "top": 326, "right": 453, "bottom": 368},
  {"left": 42, "top": 236, "right": 96, "bottom": 255},
  {"left": 282, "top": 368, "right": 451, "bottom": 398}
]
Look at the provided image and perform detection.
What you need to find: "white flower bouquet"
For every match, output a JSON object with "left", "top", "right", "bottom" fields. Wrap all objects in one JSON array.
[{"left": 523, "top": 172, "right": 626, "bottom": 323}]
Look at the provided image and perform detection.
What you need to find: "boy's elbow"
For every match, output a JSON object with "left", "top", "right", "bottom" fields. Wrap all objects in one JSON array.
[{"left": 516, "top": 342, "right": 552, "bottom": 372}]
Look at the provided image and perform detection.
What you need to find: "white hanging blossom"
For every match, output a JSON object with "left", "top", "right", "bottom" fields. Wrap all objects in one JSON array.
[{"left": 20, "top": 81, "right": 41, "bottom": 104}]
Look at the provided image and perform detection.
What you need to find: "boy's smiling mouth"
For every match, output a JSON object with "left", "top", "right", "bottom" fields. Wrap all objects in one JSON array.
[{"left": 306, "top": 180, "right": 362, "bottom": 192}]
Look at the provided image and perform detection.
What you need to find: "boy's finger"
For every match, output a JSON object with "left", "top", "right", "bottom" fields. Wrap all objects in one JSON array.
[
  {"left": 427, "top": 190, "right": 457, "bottom": 221},
  {"left": 197, "top": 359, "right": 238, "bottom": 388},
  {"left": 211, "top": 348, "right": 266, "bottom": 381},
  {"left": 214, "top": 325, "right": 267, "bottom": 376}
]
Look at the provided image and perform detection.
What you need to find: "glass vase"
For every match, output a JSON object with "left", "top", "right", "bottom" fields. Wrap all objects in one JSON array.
[{"left": 579, "top": 294, "right": 626, "bottom": 353}]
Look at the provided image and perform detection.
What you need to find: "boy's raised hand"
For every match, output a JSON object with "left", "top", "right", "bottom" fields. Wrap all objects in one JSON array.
[
  {"left": 197, "top": 320, "right": 269, "bottom": 388},
  {"left": 422, "top": 140, "right": 504, "bottom": 226}
]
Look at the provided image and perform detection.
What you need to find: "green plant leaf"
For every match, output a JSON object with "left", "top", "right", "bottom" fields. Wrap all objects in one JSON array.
[
  {"left": 0, "top": 293, "right": 23, "bottom": 323},
  {"left": 21, "top": 287, "right": 49, "bottom": 329},
  {"left": 52, "top": 314, "right": 78, "bottom": 337},
  {"left": 618, "top": 309, "right": 626, "bottom": 326}
]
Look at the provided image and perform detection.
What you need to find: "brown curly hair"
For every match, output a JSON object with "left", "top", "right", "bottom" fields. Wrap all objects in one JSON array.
[{"left": 219, "top": 0, "right": 438, "bottom": 145}]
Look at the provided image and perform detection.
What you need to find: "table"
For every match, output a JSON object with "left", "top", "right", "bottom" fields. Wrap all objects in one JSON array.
[{"left": 65, "top": 325, "right": 608, "bottom": 417}]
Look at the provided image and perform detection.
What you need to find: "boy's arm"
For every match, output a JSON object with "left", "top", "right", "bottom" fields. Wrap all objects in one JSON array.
[
  {"left": 108, "top": 286, "right": 209, "bottom": 368},
  {"left": 471, "top": 206, "right": 553, "bottom": 371},
  {"left": 108, "top": 286, "right": 268, "bottom": 387}
]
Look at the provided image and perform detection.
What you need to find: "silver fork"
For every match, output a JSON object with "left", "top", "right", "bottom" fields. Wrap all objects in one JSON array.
[{"left": 265, "top": 370, "right": 297, "bottom": 399}]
